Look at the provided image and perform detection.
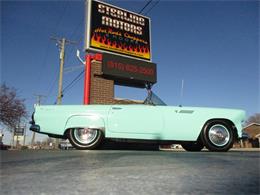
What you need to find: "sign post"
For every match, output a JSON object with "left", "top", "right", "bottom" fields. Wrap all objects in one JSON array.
[
  {"left": 83, "top": 53, "right": 103, "bottom": 105},
  {"left": 84, "top": 55, "right": 92, "bottom": 105}
]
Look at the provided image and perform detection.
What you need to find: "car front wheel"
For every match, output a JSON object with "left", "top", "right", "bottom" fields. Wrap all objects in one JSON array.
[
  {"left": 201, "top": 120, "right": 234, "bottom": 152},
  {"left": 68, "top": 128, "right": 103, "bottom": 150}
]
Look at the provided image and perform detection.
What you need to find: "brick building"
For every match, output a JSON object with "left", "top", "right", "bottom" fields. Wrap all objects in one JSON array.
[
  {"left": 89, "top": 60, "right": 144, "bottom": 105},
  {"left": 243, "top": 123, "right": 260, "bottom": 148},
  {"left": 89, "top": 60, "right": 114, "bottom": 104}
]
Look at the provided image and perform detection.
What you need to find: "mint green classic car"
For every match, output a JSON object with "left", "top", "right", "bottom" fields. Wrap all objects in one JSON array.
[{"left": 30, "top": 91, "right": 245, "bottom": 152}]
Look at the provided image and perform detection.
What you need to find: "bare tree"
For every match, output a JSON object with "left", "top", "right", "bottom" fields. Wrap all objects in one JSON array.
[
  {"left": 0, "top": 84, "right": 27, "bottom": 130},
  {"left": 245, "top": 113, "right": 260, "bottom": 126}
]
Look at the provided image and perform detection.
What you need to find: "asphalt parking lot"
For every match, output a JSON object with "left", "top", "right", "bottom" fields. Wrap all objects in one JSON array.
[{"left": 1, "top": 149, "right": 259, "bottom": 195}]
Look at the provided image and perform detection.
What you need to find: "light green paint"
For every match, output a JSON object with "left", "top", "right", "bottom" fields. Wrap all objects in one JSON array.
[{"left": 33, "top": 104, "right": 245, "bottom": 141}]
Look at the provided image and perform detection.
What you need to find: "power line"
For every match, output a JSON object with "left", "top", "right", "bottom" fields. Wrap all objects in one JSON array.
[
  {"left": 53, "top": 2, "right": 69, "bottom": 36},
  {"left": 34, "top": 94, "right": 46, "bottom": 105},
  {"left": 70, "top": 20, "right": 84, "bottom": 41},
  {"left": 36, "top": 2, "right": 68, "bottom": 86},
  {"left": 50, "top": 37, "right": 77, "bottom": 105},
  {"left": 44, "top": 68, "right": 59, "bottom": 103},
  {"left": 63, "top": 75, "right": 84, "bottom": 95},
  {"left": 62, "top": 21, "right": 83, "bottom": 67},
  {"left": 139, "top": 0, "right": 153, "bottom": 14},
  {"left": 62, "top": 70, "right": 85, "bottom": 95},
  {"left": 46, "top": 0, "right": 159, "bottom": 104},
  {"left": 46, "top": 37, "right": 79, "bottom": 104},
  {"left": 39, "top": 2, "right": 70, "bottom": 104},
  {"left": 36, "top": 40, "right": 52, "bottom": 88},
  {"left": 66, "top": 19, "right": 84, "bottom": 60},
  {"left": 144, "top": 0, "right": 160, "bottom": 15}
]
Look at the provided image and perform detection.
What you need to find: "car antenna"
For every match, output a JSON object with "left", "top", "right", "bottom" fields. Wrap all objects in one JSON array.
[{"left": 179, "top": 79, "right": 184, "bottom": 107}]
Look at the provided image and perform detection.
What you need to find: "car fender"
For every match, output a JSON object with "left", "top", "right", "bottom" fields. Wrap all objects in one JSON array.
[
  {"left": 230, "top": 117, "right": 244, "bottom": 138},
  {"left": 64, "top": 114, "right": 105, "bottom": 132}
]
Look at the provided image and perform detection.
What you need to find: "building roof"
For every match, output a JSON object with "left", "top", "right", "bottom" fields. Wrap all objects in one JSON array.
[
  {"left": 243, "top": 123, "right": 260, "bottom": 138},
  {"left": 114, "top": 98, "right": 143, "bottom": 104}
]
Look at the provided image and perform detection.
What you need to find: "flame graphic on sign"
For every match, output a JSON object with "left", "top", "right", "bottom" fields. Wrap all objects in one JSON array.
[{"left": 91, "top": 33, "right": 150, "bottom": 60}]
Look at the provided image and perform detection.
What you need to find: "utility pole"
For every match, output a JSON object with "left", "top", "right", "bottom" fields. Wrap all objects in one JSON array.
[
  {"left": 12, "top": 130, "right": 15, "bottom": 149},
  {"left": 57, "top": 38, "right": 65, "bottom": 105},
  {"left": 34, "top": 94, "right": 46, "bottom": 105},
  {"left": 51, "top": 37, "right": 77, "bottom": 149},
  {"left": 31, "top": 94, "right": 46, "bottom": 147},
  {"left": 51, "top": 37, "right": 77, "bottom": 105},
  {"left": 23, "top": 125, "right": 26, "bottom": 146}
]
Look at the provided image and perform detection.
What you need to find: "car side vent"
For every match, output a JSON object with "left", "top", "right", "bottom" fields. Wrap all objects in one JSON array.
[{"left": 179, "top": 110, "right": 194, "bottom": 114}]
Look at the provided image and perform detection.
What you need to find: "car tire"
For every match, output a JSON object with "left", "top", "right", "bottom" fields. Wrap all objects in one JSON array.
[
  {"left": 181, "top": 141, "right": 204, "bottom": 152},
  {"left": 68, "top": 128, "right": 103, "bottom": 150},
  {"left": 201, "top": 120, "right": 234, "bottom": 152}
]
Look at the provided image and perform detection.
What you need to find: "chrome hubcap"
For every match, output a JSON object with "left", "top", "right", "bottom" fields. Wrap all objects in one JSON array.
[
  {"left": 208, "top": 124, "right": 230, "bottom": 147},
  {"left": 74, "top": 128, "right": 97, "bottom": 144}
]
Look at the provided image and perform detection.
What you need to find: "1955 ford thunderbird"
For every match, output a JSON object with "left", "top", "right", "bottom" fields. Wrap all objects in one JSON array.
[{"left": 30, "top": 91, "right": 245, "bottom": 152}]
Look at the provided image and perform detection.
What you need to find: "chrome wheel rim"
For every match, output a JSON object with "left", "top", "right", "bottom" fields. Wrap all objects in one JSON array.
[
  {"left": 208, "top": 124, "right": 230, "bottom": 147},
  {"left": 74, "top": 128, "right": 97, "bottom": 144}
]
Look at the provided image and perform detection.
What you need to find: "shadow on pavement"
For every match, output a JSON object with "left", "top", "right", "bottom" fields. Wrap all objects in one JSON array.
[{"left": 98, "top": 140, "right": 160, "bottom": 151}]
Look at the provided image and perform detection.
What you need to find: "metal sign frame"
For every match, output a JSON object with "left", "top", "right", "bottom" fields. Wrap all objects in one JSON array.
[{"left": 85, "top": 0, "right": 152, "bottom": 62}]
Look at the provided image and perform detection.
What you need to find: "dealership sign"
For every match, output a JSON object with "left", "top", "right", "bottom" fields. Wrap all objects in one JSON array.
[
  {"left": 14, "top": 126, "right": 25, "bottom": 136},
  {"left": 102, "top": 53, "right": 156, "bottom": 87},
  {"left": 85, "top": 0, "right": 151, "bottom": 61}
]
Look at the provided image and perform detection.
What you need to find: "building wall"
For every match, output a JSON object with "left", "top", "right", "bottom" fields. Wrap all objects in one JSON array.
[{"left": 90, "top": 60, "right": 115, "bottom": 104}]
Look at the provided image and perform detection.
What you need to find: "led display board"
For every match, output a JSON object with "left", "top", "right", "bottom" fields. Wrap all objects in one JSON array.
[
  {"left": 85, "top": 0, "right": 151, "bottom": 61},
  {"left": 102, "top": 53, "right": 156, "bottom": 88}
]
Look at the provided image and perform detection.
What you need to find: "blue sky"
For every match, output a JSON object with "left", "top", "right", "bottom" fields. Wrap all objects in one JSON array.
[{"left": 1, "top": 0, "right": 259, "bottom": 144}]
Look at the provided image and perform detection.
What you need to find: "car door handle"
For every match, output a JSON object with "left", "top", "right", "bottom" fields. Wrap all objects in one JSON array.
[{"left": 112, "top": 107, "right": 122, "bottom": 110}]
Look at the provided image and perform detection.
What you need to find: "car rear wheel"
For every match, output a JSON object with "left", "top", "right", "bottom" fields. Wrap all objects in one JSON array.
[
  {"left": 201, "top": 120, "right": 234, "bottom": 152},
  {"left": 68, "top": 128, "right": 103, "bottom": 150},
  {"left": 181, "top": 141, "right": 204, "bottom": 152}
]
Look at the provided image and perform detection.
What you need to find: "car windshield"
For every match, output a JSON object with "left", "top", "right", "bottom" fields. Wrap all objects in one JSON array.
[{"left": 143, "top": 91, "right": 167, "bottom": 106}]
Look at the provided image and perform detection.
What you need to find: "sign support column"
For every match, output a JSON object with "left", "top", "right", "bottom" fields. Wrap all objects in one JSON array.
[
  {"left": 83, "top": 54, "right": 103, "bottom": 105},
  {"left": 84, "top": 54, "right": 92, "bottom": 105}
]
